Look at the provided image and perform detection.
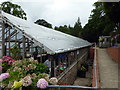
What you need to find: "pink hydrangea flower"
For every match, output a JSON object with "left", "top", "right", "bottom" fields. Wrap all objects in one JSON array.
[
  {"left": 8, "top": 60, "right": 15, "bottom": 65},
  {"left": 21, "top": 76, "right": 32, "bottom": 87},
  {"left": 49, "top": 77, "right": 58, "bottom": 85},
  {"left": 37, "top": 78, "right": 48, "bottom": 89},
  {"left": 0, "top": 73, "right": 10, "bottom": 81},
  {"left": 2, "top": 56, "right": 15, "bottom": 65}
]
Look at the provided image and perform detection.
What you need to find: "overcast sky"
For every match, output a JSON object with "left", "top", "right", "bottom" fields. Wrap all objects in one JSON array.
[{"left": 0, "top": 0, "right": 97, "bottom": 27}]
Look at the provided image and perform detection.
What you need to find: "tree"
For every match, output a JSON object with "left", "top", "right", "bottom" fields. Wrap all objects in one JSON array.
[
  {"left": 103, "top": 2, "right": 120, "bottom": 33},
  {"left": 103, "top": 2, "right": 120, "bottom": 25},
  {"left": 34, "top": 19, "right": 52, "bottom": 28},
  {"left": 54, "top": 25, "right": 71, "bottom": 34},
  {"left": 81, "top": 2, "right": 116, "bottom": 42},
  {"left": 1, "top": 1, "right": 27, "bottom": 20},
  {"left": 54, "top": 18, "right": 82, "bottom": 38},
  {"left": 73, "top": 17, "right": 82, "bottom": 37}
]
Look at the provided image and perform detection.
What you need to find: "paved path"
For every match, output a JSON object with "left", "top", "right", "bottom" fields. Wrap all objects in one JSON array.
[{"left": 98, "top": 48, "right": 118, "bottom": 88}]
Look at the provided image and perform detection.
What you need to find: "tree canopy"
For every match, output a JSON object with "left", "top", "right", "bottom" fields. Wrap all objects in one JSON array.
[
  {"left": 103, "top": 2, "right": 120, "bottom": 25},
  {"left": 73, "top": 17, "right": 82, "bottom": 37},
  {"left": 54, "top": 2, "right": 120, "bottom": 42},
  {"left": 34, "top": 19, "right": 52, "bottom": 28},
  {"left": 54, "top": 17, "right": 82, "bottom": 38},
  {"left": 1, "top": 1, "right": 27, "bottom": 20},
  {"left": 103, "top": 2, "right": 120, "bottom": 34},
  {"left": 81, "top": 2, "right": 118, "bottom": 42}
]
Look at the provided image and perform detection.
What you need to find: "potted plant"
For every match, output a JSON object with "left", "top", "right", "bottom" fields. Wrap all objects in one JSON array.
[
  {"left": 81, "top": 62, "right": 89, "bottom": 71},
  {"left": 77, "top": 65, "right": 87, "bottom": 78}
]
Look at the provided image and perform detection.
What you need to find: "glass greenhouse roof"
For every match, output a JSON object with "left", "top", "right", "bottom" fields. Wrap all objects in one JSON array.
[{"left": 2, "top": 11, "right": 91, "bottom": 54}]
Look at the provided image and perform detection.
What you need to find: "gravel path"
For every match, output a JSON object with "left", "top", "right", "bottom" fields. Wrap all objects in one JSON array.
[{"left": 98, "top": 48, "right": 118, "bottom": 88}]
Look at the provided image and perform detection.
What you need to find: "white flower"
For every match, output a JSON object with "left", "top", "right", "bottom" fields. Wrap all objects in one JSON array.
[{"left": 49, "top": 77, "right": 58, "bottom": 85}]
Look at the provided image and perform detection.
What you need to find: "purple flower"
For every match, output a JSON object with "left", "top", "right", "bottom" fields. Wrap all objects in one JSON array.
[
  {"left": 0, "top": 73, "right": 10, "bottom": 81},
  {"left": 37, "top": 78, "right": 48, "bottom": 89}
]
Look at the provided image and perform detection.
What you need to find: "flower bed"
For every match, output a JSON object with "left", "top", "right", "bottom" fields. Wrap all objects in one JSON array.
[{"left": 0, "top": 56, "right": 58, "bottom": 89}]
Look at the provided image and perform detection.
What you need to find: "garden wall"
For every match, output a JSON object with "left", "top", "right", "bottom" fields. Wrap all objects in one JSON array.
[
  {"left": 57, "top": 48, "right": 89, "bottom": 85},
  {"left": 92, "top": 48, "right": 100, "bottom": 88},
  {"left": 107, "top": 47, "right": 120, "bottom": 64}
]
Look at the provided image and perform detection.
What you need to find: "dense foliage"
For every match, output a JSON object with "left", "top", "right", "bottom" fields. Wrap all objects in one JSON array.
[
  {"left": 103, "top": 2, "right": 120, "bottom": 25},
  {"left": 35, "top": 19, "right": 52, "bottom": 28},
  {"left": 54, "top": 17, "right": 82, "bottom": 38},
  {"left": 1, "top": 1, "right": 27, "bottom": 20},
  {"left": 80, "top": 2, "right": 120, "bottom": 42},
  {"left": 10, "top": 45, "right": 20, "bottom": 60},
  {"left": 103, "top": 2, "right": 120, "bottom": 34},
  {"left": 53, "top": 2, "right": 120, "bottom": 42},
  {"left": 54, "top": 2, "right": 120, "bottom": 42}
]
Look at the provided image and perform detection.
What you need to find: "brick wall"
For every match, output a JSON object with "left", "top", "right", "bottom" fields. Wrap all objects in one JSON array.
[
  {"left": 89, "top": 47, "right": 94, "bottom": 59},
  {"left": 57, "top": 48, "right": 89, "bottom": 85},
  {"left": 107, "top": 47, "right": 120, "bottom": 64},
  {"left": 92, "top": 48, "right": 100, "bottom": 88}
]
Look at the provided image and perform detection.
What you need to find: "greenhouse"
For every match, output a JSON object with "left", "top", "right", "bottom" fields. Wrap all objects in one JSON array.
[{"left": 0, "top": 11, "right": 93, "bottom": 88}]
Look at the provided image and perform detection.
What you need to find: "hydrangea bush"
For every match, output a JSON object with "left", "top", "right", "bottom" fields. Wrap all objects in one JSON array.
[
  {"left": 1, "top": 56, "right": 15, "bottom": 73},
  {"left": 0, "top": 57, "right": 58, "bottom": 89}
]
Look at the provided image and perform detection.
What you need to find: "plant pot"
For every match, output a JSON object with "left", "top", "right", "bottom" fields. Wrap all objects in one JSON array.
[{"left": 77, "top": 69, "right": 86, "bottom": 78}]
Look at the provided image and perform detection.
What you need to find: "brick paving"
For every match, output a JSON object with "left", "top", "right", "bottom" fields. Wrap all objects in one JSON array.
[{"left": 98, "top": 48, "right": 119, "bottom": 88}]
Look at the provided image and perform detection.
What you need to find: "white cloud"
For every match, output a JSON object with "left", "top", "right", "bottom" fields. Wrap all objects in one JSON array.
[{"left": 0, "top": 0, "right": 96, "bottom": 27}]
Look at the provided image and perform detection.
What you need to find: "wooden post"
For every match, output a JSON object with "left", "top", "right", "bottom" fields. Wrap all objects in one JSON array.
[
  {"left": 40, "top": 45, "right": 44, "bottom": 62},
  {"left": 54, "top": 59, "right": 56, "bottom": 77},
  {"left": 15, "top": 31, "right": 17, "bottom": 45},
  {"left": 22, "top": 34, "right": 26, "bottom": 58},
  {"left": 26, "top": 38, "right": 30, "bottom": 51},
  {"left": 5, "top": 29, "right": 7, "bottom": 55},
  {"left": 31, "top": 41, "right": 34, "bottom": 56},
  {"left": 2, "top": 22, "right": 5, "bottom": 56},
  {"left": 68, "top": 53, "right": 70, "bottom": 66},
  {"left": 8, "top": 27, "right": 11, "bottom": 55},
  {"left": 51, "top": 59, "right": 54, "bottom": 77}
]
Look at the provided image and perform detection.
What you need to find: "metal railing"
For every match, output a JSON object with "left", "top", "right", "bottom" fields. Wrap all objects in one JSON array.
[
  {"left": 47, "top": 85, "right": 98, "bottom": 89},
  {"left": 93, "top": 44, "right": 98, "bottom": 88}
]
